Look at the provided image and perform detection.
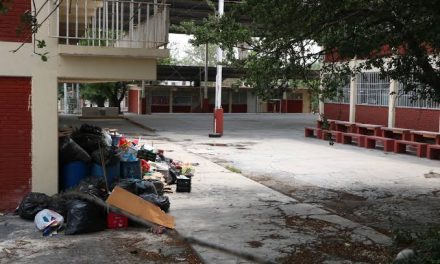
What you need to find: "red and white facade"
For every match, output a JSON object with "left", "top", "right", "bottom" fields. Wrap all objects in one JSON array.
[
  {"left": 322, "top": 68, "right": 440, "bottom": 132},
  {"left": 0, "top": 0, "right": 32, "bottom": 210},
  {"left": 0, "top": 0, "right": 169, "bottom": 211}
]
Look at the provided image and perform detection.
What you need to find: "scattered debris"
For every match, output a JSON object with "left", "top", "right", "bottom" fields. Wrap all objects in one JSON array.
[
  {"left": 424, "top": 171, "right": 440, "bottom": 179},
  {"left": 247, "top": 241, "right": 264, "bottom": 248}
]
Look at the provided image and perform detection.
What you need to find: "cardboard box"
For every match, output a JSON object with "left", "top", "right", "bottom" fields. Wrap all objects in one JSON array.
[{"left": 106, "top": 186, "right": 175, "bottom": 229}]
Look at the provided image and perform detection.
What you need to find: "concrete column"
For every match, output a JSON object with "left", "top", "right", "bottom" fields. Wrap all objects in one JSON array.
[
  {"left": 76, "top": 83, "right": 80, "bottom": 114},
  {"left": 32, "top": 0, "right": 59, "bottom": 194},
  {"left": 282, "top": 91, "right": 287, "bottom": 113},
  {"left": 349, "top": 74, "right": 358, "bottom": 122},
  {"left": 318, "top": 74, "right": 325, "bottom": 118},
  {"left": 228, "top": 89, "right": 233, "bottom": 113},
  {"left": 388, "top": 79, "right": 398, "bottom": 128},
  {"left": 63, "top": 83, "right": 68, "bottom": 114},
  {"left": 169, "top": 88, "right": 173, "bottom": 113}
]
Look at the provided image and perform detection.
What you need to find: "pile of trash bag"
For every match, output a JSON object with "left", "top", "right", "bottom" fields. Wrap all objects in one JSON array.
[{"left": 32, "top": 123, "right": 182, "bottom": 236}]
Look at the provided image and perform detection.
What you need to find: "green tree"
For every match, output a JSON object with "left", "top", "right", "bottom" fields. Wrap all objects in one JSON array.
[
  {"left": 159, "top": 41, "right": 218, "bottom": 67},
  {"left": 81, "top": 82, "right": 128, "bottom": 113},
  {"left": 180, "top": 0, "right": 440, "bottom": 102},
  {"left": 178, "top": 44, "right": 218, "bottom": 67}
]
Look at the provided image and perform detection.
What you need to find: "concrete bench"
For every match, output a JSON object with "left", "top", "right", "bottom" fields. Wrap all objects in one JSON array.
[
  {"left": 394, "top": 140, "right": 428, "bottom": 158},
  {"left": 365, "top": 136, "right": 395, "bottom": 152},
  {"left": 341, "top": 133, "right": 366, "bottom": 147},
  {"left": 304, "top": 127, "right": 322, "bottom": 139},
  {"left": 427, "top": 145, "right": 440, "bottom": 160},
  {"left": 321, "top": 130, "right": 343, "bottom": 143}
]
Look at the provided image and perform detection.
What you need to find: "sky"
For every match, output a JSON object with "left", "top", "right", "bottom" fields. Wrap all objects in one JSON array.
[{"left": 168, "top": 33, "right": 193, "bottom": 59}]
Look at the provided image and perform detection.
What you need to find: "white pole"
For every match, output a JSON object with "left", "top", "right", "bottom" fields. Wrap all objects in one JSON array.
[
  {"left": 215, "top": 0, "right": 224, "bottom": 109},
  {"left": 64, "top": 83, "right": 68, "bottom": 114},
  {"left": 76, "top": 83, "right": 80, "bottom": 114}
]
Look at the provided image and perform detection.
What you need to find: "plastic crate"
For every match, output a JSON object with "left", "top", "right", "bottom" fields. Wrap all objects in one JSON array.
[
  {"left": 176, "top": 175, "right": 191, "bottom": 192},
  {"left": 107, "top": 212, "right": 128, "bottom": 229}
]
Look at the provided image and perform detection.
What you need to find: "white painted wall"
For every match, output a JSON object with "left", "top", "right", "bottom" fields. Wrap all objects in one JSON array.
[{"left": 0, "top": 42, "right": 32, "bottom": 77}]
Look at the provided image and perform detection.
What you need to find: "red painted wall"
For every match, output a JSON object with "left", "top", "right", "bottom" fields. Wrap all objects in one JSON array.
[
  {"left": 151, "top": 105, "right": 169, "bottom": 112},
  {"left": 0, "top": 0, "right": 31, "bottom": 42},
  {"left": 231, "top": 104, "right": 247, "bottom": 113},
  {"left": 281, "top": 100, "right": 303, "bottom": 113},
  {"left": 324, "top": 103, "right": 350, "bottom": 121},
  {"left": 396, "top": 108, "right": 440, "bottom": 132},
  {"left": 128, "top": 89, "right": 140, "bottom": 113},
  {"left": 0, "top": 77, "right": 32, "bottom": 211},
  {"left": 355, "top": 105, "right": 388, "bottom": 125},
  {"left": 173, "top": 106, "right": 191, "bottom": 113}
]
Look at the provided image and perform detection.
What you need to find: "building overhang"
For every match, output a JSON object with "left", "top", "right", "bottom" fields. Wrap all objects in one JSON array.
[{"left": 58, "top": 45, "right": 169, "bottom": 59}]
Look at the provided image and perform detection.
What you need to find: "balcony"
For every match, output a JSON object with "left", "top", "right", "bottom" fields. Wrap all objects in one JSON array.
[{"left": 52, "top": 0, "right": 169, "bottom": 52}]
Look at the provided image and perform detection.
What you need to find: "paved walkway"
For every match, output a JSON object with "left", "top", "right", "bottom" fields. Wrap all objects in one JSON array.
[{"left": 150, "top": 139, "right": 391, "bottom": 263}]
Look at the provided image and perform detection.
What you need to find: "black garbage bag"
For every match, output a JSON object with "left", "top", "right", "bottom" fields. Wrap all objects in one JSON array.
[
  {"left": 167, "top": 168, "right": 179, "bottom": 185},
  {"left": 47, "top": 194, "right": 71, "bottom": 219},
  {"left": 17, "top": 192, "right": 51, "bottom": 220},
  {"left": 71, "top": 132, "right": 106, "bottom": 154},
  {"left": 79, "top": 124, "right": 103, "bottom": 136},
  {"left": 76, "top": 177, "right": 109, "bottom": 201},
  {"left": 115, "top": 179, "right": 157, "bottom": 195},
  {"left": 135, "top": 180, "right": 157, "bottom": 195},
  {"left": 91, "top": 146, "right": 119, "bottom": 166},
  {"left": 139, "top": 194, "right": 170, "bottom": 212},
  {"left": 147, "top": 179, "right": 164, "bottom": 196},
  {"left": 59, "top": 136, "right": 91, "bottom": 165},
  {"left": 65, "top": 199, "right": 106, "bottom": 235}
]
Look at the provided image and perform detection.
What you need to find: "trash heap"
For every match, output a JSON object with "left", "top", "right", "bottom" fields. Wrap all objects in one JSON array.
[{"left": 16, "top": 123, "right": 195, "bottom": 236}]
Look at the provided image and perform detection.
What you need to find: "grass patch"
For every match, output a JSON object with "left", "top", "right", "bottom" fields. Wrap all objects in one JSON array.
[{"left": 225, "top": 165, "right": 242, "bottom": 173}]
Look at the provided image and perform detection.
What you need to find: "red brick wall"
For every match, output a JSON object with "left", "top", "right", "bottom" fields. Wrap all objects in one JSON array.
[
  {"left": 355, "top": 105, "right": 388, "bottom": 125},
  {"left": 0, "top": 0, "right": 31, "bottom": 42},
  {"left": 0, "top": 77, "right": 32, "bottom": 211},
  {"left": 396, "top": 108, "right": 440, "bottom": 132},
  {"left": 324, "top": 103, "right": 350, "bottom": 121}
]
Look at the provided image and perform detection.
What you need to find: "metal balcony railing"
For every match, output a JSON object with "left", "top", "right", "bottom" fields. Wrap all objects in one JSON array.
[{"left": 53, "top": 0, "right": 169, "bottom": 48}]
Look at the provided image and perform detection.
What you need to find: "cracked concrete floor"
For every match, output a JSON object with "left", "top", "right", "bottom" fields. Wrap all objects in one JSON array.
[{"left": 125, "top": 113, "right": 440, "bottom": 262}]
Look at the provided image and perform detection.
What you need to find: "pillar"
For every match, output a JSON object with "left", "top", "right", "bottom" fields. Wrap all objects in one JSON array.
[
  {"left": 228, "top": 89, "right": 233, "bottom": 113},
  {"left": 31, "top": 0, "right": 59, "bottom": 194},
  {"left": 388, "top": 79, "right": 398, "bottom": 128},
  {"left": 282, "top": 91, "right": 287, "bottom": 113},
  {"left": 318, "top": 73, "right": 325, "bottom": 118},
  {"left": 63, "top": 83, "right": 68, "bottom": 114},
  {"left": 76, "top": 83, "right": 80, "bottom": 114},
  {"left": 349, "top": 74, "right": 357, "bottom": 123},
  {"left": 169, "top": 88, "right": 173, "bottom": 113},
  {"left": 203, "top": 43, "right": 209, "bottom": 112}
]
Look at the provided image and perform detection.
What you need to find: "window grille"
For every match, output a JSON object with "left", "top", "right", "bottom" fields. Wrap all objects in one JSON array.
[
  {"left": 396, "top": 83, "right": 440, "bottom": 109},
  {"left": 326, "top": 77, "right": 350, "bottom": 104},
  {"left": 173, "top": 96, "right": 192, "bottom": 106},
  {"left": 356, "top": 72, "right": 390, "bottom": 106}
]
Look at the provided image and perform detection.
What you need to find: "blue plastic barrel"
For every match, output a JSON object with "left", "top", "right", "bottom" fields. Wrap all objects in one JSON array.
[
  {"left": 120, "top": 160, "right": 141, "bottom": 179},
  {"left": 62, "top": 161, "right": 89, "bottom": 191},
  {"left": 90, "top": 161, "right": 121, "bottom": 186},
  {"left": 111, "top": 135, "right": 121, "bottom": 146}
]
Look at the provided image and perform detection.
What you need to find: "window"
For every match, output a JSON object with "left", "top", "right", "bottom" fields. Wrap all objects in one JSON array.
[
  {"left": 326, "top": 76, "right": 350, "bottom": 104},
  {"left": 152, "top": 96, "right": 169, "bottom": 105},
  {"left": 396, "top": 83, "right": 440, "bottom": 109},
  {"left": 357, "top": 72, "right": 390, "bottom": 106},
  {"left": 232, "top": 91, "right": 247, "bottom": 104},
  {"left": 173, "top": 96, "right": 192, "bottom": 106}
]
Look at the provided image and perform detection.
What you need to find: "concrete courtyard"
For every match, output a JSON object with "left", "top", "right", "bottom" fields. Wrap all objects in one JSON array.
[
  {"left": 127, "top": 113, "right": 440, "bottom": 233},
  {"left": 52, "top": 113, "right": 440, "bottom": 263}
]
